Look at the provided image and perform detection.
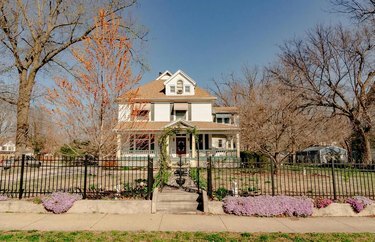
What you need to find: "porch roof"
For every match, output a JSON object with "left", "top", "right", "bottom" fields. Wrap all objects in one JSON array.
[{"left": 114, "top": 120, "right": 240, "bottom": 132}]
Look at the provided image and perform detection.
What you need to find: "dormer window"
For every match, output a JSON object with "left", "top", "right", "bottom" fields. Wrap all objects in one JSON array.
[
  {"left": 185, "top": 85, "right": 190, "bottom": 93},
  {"left": 170, "top": 86, "right": 175, "bottom": 93},
  {"left": 177, "top": 80, "right": 183, "bottom": 94}
]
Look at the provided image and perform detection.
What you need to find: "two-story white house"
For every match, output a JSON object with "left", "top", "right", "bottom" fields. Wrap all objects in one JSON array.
[{"left": 114, "top": 70, "right": 240, "bottom": 162}]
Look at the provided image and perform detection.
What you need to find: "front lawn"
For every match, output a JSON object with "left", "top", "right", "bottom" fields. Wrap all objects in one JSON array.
[{"left": 0, "top": 231, "right": 374, "bottom": 241}]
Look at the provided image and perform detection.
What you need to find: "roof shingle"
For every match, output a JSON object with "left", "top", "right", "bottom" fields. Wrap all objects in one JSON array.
[{"left": 117, "top": 79, "right": 216, "bottom": 102}]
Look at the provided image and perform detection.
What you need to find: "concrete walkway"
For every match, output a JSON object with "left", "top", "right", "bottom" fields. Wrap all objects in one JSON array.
[{"left": 0, "top": 213, "right": 374, "bottom": 233}]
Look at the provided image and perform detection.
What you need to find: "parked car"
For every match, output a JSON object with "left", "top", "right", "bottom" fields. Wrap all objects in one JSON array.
[
  {"left": 25, "top": 156, "right": 42, "bottom": 168},
  {"left": 1, "top": 157, "right": 15, "bottom": 170},
  {"left": 72, "top": 155, "right": 99, "bottom": 166}
]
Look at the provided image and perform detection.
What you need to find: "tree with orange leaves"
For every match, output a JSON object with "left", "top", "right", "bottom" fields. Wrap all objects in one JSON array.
[{"left": 48, "top": 11, "right": 140, "bottom": 158}]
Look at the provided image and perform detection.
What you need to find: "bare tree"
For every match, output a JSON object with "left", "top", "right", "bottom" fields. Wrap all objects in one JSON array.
[
  {"left": 332, "top": 0, "right": 375, "bottom": 22},
  {"left": 0, "top": 100, "right": 16, "bottom": 144},
  {"left": 0, "top": 0, "right": 146, "bottom": 153},
  {"left": 210, "top": 66, "right": 259, "bottom": 107},
  {"left": 272, "top": 25, "right": 375, "bottom": 164},
  {"left": 47, "top": 11, "right": 140, "bottom": 157},
  {"left": 213, "top": 68, "right": 349, "bottom": 170}
]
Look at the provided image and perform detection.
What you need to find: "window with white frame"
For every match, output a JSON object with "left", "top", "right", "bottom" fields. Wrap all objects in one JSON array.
[
  {"left": 175, "top": 110, "right": 187, "bottom": 120},
  {"left": 218, "top": 139, "right": 223, "bottom": 148},
  {"left": 185, "top": 85, "right": 190, "bottom": 93},
  {"left": 170, "top": 85, "right": 175, "bottom": 93},
  {"left": 177, "top": 80, "right": 183, "bottom": 94},
  {"left": 129, "top": 134, "right": 155, "bottom": 151}
]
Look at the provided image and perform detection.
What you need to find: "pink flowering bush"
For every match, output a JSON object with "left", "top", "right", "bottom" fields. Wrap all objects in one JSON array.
[
  {"left": 346, "top": 196, "right": 373, "bottom": 213},
  {"left": 42, "top": 192, "right": 82, "bottom": 214},
  {"left": 0, "top": 195, "right": 7, "bottom": 201},
  {"left": 314, "top": 198, "right": 333, "bottom": 209},
  {"left": 223, "top": 195, "right": 313, "bottom": 217}
]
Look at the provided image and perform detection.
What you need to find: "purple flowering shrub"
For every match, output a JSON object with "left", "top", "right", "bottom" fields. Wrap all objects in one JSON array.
[
  {"left": 346, "top": 196, "right": 373, "bottom": 213},
  {"left": 314, "top": 198, "right": 333, "bottom": 209},
  {"left": 42, "top": 192, "right": 82, "bottom": 214},
  {"left": 223, "top": 195, "right": 313, "bottom": 217},
  {"left": 0, "top": 194, "right": 8, "bottom": 201}
]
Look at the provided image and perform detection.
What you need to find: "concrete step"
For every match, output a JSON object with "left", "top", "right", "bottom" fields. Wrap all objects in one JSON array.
[
  {"left": 158, "top": 193, "right": 199, "bottom": 202},
  {"left": 157, "top": 201, "right": 199, "bottom": 211}
]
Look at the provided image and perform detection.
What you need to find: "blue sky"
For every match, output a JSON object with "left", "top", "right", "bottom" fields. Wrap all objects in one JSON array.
[{"left": 132, "top": 0, "right": 349, "bottom": 88}]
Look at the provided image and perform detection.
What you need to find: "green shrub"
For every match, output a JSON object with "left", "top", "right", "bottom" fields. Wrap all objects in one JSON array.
[
  {"left": 214, "top": 187, "right": 229, "bottom": 201},
  {"left": 189, "top": 168, "right": 207, "bottom": 190}
]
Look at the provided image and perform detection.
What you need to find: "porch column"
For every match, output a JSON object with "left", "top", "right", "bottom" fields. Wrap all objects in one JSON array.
[
  {"left": 116, "top": 133, "right": 121, "bottom": 158},
  {"left": 236, "top": 133, "right": 240, "bottom": 158},
  {"left": 191, "top": 134, "right": 196, "bottom": 158},
  {"left": 154, "top": 134, "right": 159, "bottom": 156}
]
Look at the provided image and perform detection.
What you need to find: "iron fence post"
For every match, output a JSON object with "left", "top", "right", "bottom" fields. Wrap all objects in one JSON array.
[
  {"left": 147, "top": 155, "right": 153, "bottom": 200},
  {"left": 331, "top": 160, "right": 337, "bottom": 200},
  {"left": 83, "top": 155, "right": 88, "bottom": 199},
  {"left": 207, "top": 156, "right": 213, "bottom": 198},
  {"left": 197, "top": 153, "right": 200, "bottom": 193},
  {"left": 270, "top": 160, "right": 275, "bottom": 196},
  {"left": 18, "top": 154, "right": 26, "bottom": 199}
]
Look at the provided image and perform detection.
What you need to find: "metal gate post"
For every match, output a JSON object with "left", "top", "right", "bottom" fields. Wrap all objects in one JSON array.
[{"left": 18, "top": 154, "right": 26, "bottom": 199}]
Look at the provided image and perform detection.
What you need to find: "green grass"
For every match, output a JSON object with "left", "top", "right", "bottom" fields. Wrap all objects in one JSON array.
[{"left": 0, "top": 231, "right": 373, "bottom": 241}]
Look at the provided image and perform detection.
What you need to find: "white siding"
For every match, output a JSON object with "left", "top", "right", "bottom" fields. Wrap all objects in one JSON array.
[
  {"left": 165, "top": 73, "right": 195, "bottom": 96},
  {"left": 191, "top": 103, "right": 212, "bottom": 121},
  {"left": 154, "top": 103, "right": 170, "bottom": 121},
  {"left": 118, "top": 104, "right": 131, "bottom": 121}
]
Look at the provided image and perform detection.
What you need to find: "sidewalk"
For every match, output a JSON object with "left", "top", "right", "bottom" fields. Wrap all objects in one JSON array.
[{"left": 0, "top": 213, "right": 374, "bottom": 233}]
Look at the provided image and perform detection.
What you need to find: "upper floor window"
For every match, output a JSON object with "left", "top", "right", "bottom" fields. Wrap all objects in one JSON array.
[
  {"left": 131, "top": 110, "right": 149, "bottom": 121},
  {"left": 185, "top": 85, "right": 190, "bottom": 93},
  {"left": 177, "top": 80, "right": 183, "bottom": 94},
  {"left": 170, "top": 86, "right": 175, "bottom": 93},
  {"left": 175, "top": 110, "right": 187, "bottom": 120}
]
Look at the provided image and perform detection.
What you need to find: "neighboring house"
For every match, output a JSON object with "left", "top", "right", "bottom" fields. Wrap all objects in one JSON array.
[
  {"left": 114, "top": 70, "right": 240, "bottom": 161},
  {"left": 296, "top": 146, "right": 348, "bottom": 164},
  {"left": 0, "top": 141, "right": 16, "bottom": 159}
]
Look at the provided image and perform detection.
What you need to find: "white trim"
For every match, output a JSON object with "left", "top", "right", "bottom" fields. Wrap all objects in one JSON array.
[
  {"left": 163, "top": 70, "right": 197, "bottom": 86},
  {"left": 156, "top": 70, "right": 172, "bottom": 80},
  {"left": 164, "top": 119, "right": 194, "bottom": 129}
]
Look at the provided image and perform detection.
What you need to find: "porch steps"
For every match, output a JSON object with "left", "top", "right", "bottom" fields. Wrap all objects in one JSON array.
[{"left": 156, "top": 187, "right": 202, "bottom": 214}]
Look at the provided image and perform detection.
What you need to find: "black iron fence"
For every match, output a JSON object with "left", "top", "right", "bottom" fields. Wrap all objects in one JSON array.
[
  {"left": 203, "top": 156, "right": 375, "bottom": 200},
  {"left": 0, "top": 155, "right": 154, "bottom": 199}
]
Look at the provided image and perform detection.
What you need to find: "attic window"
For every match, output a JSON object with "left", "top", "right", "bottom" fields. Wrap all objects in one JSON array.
[
  {"left": 170, "top": 86, "right": 175, "bottom": 93},
  {"left": 177, "top": 80, "right": 183, "bottom": 94},
  {"left": 185, "top": 85, "right": 190, "bottom": 93}
]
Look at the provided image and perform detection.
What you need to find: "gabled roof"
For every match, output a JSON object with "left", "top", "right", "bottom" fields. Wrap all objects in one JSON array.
[
  {"left": 164, "top": 119, "right": 195, "bottom": 129},
  {"left": 163, "top": 70, "right": 197, "bottom": 86},
  {"left": 156, "top": 70, "right": 172, "bottom": 80},
  {"left": 117, "top": 79, "right": 216, "bottom": 102}
]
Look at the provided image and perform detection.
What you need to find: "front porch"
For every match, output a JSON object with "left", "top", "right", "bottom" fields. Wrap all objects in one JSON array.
[
  {"left": 117, "top": 132, "right": 240, "bottom": 160},
  {"left": 115, "top": 120, "right": 240, "bottom": 163}
]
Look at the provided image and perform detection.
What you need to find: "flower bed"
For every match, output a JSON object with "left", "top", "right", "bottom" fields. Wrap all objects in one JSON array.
[
  {"left": 42, "top": 192, "right": 82, "bottom": 214},
  {"left": 345, "top": 196, "right": 373, "bottom": 213},
  {"left": 314, "top": 198, "right": 333, "bottom": 209},
  {"left": 0, "top": 195, "right": 8, "bottom": 201},
  {"left": 223, "top": 195, "right": 313, "bottom": 217}
]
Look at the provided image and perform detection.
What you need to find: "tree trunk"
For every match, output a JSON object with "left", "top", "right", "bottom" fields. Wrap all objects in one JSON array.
[
  {"left": 15, "top": 70, "right": 36, "bottom": 155},
  {"left": 353, "top": 121, "right": 373, "bottom": 165},
  {"left": 361, "top": 130, "right": 373, "bottom": 165}
]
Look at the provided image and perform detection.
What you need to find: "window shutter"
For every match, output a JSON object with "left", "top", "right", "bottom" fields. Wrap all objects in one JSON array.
[
  {"left": 170, "top": 103, "right": 174, "bottom": 121},
  {"left": 151, "top": 103, "right": 155, "bottom": 121},
  {"left": 188, "top": 103, "right": 192, "bottom": 121}
]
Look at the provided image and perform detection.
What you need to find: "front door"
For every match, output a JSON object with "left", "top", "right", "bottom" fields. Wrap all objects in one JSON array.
[{"left": 176, "top": 137, "right": 186, "bottom": 155}]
